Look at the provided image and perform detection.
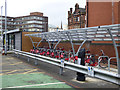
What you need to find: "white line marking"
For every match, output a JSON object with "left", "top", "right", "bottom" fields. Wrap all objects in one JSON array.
[{"left": 5, "top": 82, "right": 65, "bottom": 88}]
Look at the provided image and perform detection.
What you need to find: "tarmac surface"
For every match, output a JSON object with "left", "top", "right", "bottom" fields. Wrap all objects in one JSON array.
[{"left": 1, "top": 53, "right": 120, "bottom": 89}]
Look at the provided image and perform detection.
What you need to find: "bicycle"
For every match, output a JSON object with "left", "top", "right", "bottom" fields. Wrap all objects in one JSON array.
[
  {"left": 85, "top": 50, "right": 109, "bottom": 68},
  {"left": 98, "top": 50, "right": 109, "bottom": 68}
]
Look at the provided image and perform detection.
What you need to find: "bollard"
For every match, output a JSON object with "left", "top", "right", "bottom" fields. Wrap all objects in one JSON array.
[{"left": 76, "top": 48, "right": 86, "bottom": 81}]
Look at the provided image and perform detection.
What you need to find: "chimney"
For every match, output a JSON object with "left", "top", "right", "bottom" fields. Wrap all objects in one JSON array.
[
  {"left": 75, "top": 3, "right": 79, "bottom": 11},
  {"left": 70, "top": 8, "right": 73, "bottom": 13},
  {"left": 68, "top": 11, "right": 70, "bottom": 14}
]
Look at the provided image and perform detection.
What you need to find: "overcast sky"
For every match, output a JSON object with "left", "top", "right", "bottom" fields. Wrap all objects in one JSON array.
[{"left": 0, "top": 0, "right": 86, "bottom": 27}]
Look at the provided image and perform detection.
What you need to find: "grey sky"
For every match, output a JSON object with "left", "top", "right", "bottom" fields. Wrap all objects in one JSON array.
[{"left": 0, "top": 0, "right": 86, "bottom": 27}]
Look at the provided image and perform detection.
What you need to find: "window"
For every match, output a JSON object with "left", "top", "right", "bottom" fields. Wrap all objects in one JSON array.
[
  {"left": 78, "top": 17, "right": 79, "bottom": 21},
  {"left": 74, "top": 17, "right": 79, "bottom": 22}
]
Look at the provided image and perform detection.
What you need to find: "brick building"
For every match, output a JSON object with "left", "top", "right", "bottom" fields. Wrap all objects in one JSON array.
[
  {"left": 68, "top": 3, "right": 86, "bottom": 29},
  {"left": 86, "top": 1, "right": 120, "bottom": 27},
  {"left": 0, "top": 12, "right": 48, "bottom": 32}
]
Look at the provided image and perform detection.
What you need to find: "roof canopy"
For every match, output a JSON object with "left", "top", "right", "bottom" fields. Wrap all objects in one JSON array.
[{"left": 25, "top": 24, "right": 120, "bottom": 42}]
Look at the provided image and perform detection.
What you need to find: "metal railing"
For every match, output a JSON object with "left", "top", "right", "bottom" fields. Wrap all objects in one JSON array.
[{"left": 13, "top": 49, "right": 120, "bottom": 85}]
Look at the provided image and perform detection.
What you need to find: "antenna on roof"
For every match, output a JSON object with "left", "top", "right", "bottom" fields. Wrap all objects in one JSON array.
[{"left": 61, "top": 21, "right": 63, "bottom": 30}]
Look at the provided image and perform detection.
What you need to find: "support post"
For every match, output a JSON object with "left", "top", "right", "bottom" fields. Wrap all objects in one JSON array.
[
  {"left": 76, "top": 39, "right": 87, "bottom": 56},
  {"left": 54, "top": 40, "right": 61, "bottom": 49},
  {"left": 29, "top": 36, "right": 35, "bottom": 49},
  {"left": 36, "top": 39, "right": 43, "bottom": 48},
  {"left": 107, "top": 29, "right": 120, "bottom": 74},
  {"left": 48, "top": 40, "right": 51, "bottom": 49},
  {"left": 67, "top": 32, "right": 75, "bottom": 56}
]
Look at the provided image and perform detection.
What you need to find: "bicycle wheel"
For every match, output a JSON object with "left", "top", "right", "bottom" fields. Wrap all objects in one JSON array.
[{"left": 99, "top": 57, "right": 108, "bottom": 68}]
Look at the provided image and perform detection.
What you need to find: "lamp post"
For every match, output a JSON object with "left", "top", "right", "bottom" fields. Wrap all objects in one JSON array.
[
  {"left": 1, "top": 6, "right": 3, "bottom": 48},
  {"left": 5, "top": 0, "right": 7, "bottom": 55}
]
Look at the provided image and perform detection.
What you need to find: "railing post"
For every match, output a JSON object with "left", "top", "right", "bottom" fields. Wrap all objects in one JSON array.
[
  {"left": 66, "top": 32, "right": 75, "bottom": 56},
  {"left": 35, "top": 59, "right": 38, "bottom": 65},
  {"left": 17, "top": 52, "right": 19, "bottom": 58},
  {"left": 28, "top": 57, "right": 30, "bottom": 62},
  {"left": 59, "top": 67, "right": 63, "bottom": 75},
  {"left": 59, "top": 59, "right": 64, "bottom": 75}
]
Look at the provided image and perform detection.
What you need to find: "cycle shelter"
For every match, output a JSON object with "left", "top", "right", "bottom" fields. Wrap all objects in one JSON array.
[{"left": 25, "top": 24, "right": 120, "bottom": 75}]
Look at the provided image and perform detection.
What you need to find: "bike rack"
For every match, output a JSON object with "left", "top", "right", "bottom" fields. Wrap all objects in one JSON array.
[
  {"left": 108, "top": 57, "right": 117, "bottom": 71},
  {"left": 25, "top": 24, "right": 120, "bottom": 75}
]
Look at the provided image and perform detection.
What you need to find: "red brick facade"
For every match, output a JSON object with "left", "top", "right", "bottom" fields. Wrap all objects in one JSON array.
[
  {"left": 68, "top": 3, "right": 86, "bottom": 29},
  {"left": 86, "top": 1, "right": 120, "bottom": 27}
]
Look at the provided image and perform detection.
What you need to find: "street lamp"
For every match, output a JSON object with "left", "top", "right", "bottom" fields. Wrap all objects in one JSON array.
[{"left": 5, "top": 0, "right": 7, "bottom": 55}]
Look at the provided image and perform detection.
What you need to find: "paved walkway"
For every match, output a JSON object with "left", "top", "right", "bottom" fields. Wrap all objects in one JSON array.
[
  {"left": 1, "top": 54, "right": 71, "bottom": 89},
  {"left": 1, "top": 54, "right": 119, "bottom": 89}
]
